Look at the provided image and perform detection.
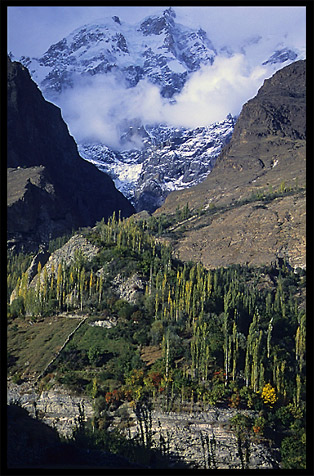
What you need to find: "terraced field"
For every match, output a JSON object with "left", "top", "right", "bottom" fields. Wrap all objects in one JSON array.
[{"left": 7, "top": 315, "right": 85, "bottom": 381}]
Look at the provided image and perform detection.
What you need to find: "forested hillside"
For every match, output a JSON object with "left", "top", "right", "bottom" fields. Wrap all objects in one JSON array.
[{"left": 7, "top": 213, "right": 306, "bottom": 468}]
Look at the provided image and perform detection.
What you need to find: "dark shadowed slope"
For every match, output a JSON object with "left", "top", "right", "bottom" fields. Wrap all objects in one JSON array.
[{"left": 7, "top": 57, "right": 134, "bottom": 251}]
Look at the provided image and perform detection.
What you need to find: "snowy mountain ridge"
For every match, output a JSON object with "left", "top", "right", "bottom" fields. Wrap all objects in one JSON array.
[
  {"left": 21, "top": 8, "right": 216, "bottom": 100},
  {"left": 16, "top": 7, "right": 305, "bottom": 212},
  {"left": 78, "top": 115, "right": 235, "bottom": 211}
]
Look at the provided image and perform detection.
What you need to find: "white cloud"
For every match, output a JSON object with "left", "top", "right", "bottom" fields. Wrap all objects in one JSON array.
[
  {"left": 58, "top": 53, "right": 273, "bottom": 148},
  {"left": 175, "top": 6, "right": 306, "bottom": 52},
  {"left": 163, "top": 55, "right": 270, "bottom": 127},
  {"left": 59, "top": 75, "right": 164, "bottom": 148}
]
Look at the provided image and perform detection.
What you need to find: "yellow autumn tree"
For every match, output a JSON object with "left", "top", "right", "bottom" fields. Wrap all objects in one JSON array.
[{"left": 261, "top": 383, "right": 278, "bottom": 407}]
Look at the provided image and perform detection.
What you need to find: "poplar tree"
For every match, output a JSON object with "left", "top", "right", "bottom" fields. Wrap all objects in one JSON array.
[
  {"left": 79, "top": 267, "right": 85, "bottom": 311},
  {"left": 89, "top": 270, "right": 94, "bottom": 297},
  {"left": 295, "top": 313, "right": 306, "bottom": 373},
  {"left": 50, "top": 264, "right": 55, "bottom": 293},
  {"left": 35, "top": 271, "right": 42, "bottom": 316},
  {"left": 251, "top": 330, "right": 262, "bottom": 392},
  {"left": 18, "top": 272, "right": 29, "bottom": 301},
  {"left": 266, "top": 317, "right": 273, "bottom": 359},
  {"left": 244, "top": 312, "right": 262, "bottom": 390},
  {"left": 232, "top": 320, "right": 239, "bottom": 381},
  {"left": 56, "top": 263, "right": 63, "bottom": 309},
  {"left": 223, "top": 312, "right": 230, "bottom": 386},
  {"left": 223, "top": 291, "right": 232, "bottom": 385},
  {"left": 295, "top": 373, "right": 301, "bottom": 406},
  {"left": 98, "top": 273, "right": 103, "bottom": 304},
  {"left": 42, "top": 266, "right": 48, "bottom": 305}
]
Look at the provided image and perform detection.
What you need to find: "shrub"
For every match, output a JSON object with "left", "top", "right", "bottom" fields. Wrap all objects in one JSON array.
[
  {"left": 94, "top": 396, "right": 107, "bottom": 417},
  {"left": 275, "top": 405, "right": 294, "bottom": 427},
  {"left": 239, "top": 387, "right": 259, "bottom": 409},
  {"left": 252, "top": 416, "right": 266, "bottom": 437},
  {"left": 281, "top": 433, "right": 306, "bottom": 469},
  {"left": 88, "top": 345, "right": 102, "bottom": 366},
  {"left": 9, "top": 297, "right": 25, "bottom": 318},
  {"left": 12, "top": 372, "right": 23, "bottom": 384},
  {"left": 229, "top": 390, "right": 240, "bottom": 408},
  {"left": 150, "top": 320, "right": 164, "bottom": 345},
  {"left": 132, "top": 328, "right": 149, "bottom": 346},
  {"left": 114, "top": 300, "right": 135, "bottom": 320},
  {"left": 208, "top": 383, "right": 226, "bottom": 405}
]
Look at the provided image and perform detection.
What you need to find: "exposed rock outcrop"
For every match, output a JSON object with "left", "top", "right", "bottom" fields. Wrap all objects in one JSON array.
[
  {"left": 131, "top": 408, "right": 280, "bottom": 469},
  {"left": 7, "top": 382, "right": 280, "bottom": 469},
  {"left": 112, "top": 272, "right": 146, "bottom": 304},
  {"left": 25, "top": 245, "right": 51, "bottom": 283},
  {"left": 44, "top": 234, "right": 99, "bottom": 274},
  {"left": 7, "top": 382, "right": 93, "bottom": 437},
  {"left": 10, "top": 234, "right": 99, "bottom": 304},
  {"left": 7, "top": 403, "right": 144, "bottom": 468}
]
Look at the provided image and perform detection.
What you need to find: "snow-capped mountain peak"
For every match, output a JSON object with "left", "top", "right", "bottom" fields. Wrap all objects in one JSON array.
[
  {"left": 138, "top": 6, "right": 176, "bottom": 35},
  {"left": 16, "top": 7, "right": 305, "bottom": 212},
  {"left": 21, "top": 8, "right": 217, "bottom": 101}
]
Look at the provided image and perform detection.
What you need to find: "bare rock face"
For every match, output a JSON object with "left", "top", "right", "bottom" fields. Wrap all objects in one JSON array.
[
  {"left": 7, "top": 57, "right": 134, "bottom": 252},
  {"left": 25, "top": 245, "right": 51, "bottom": 283},
  {"left": 7, "top": 166, "right": 69, "bottom": 251},
  {"left": 32, "top": 234, "right": 99, "bottom": 286},
  {"left": 46, "top": 234, "right": 99, "bottom": 270},
  {"left": 112, "top": 272, "right": 146, "bottom": 304},
  {"left": 156, "top": 60, "right": 306, "bottom": 269},
  {"left": 8, "top": 382, "right": 280, "bottom": 469},
  {"left": 108, "top": 404, "right": 280, "bottom": 469},
  {"left": 170, "top": 193, "right": 306, "bottom": 269},
  {"left": 7, "top": 381, "right": 93, "bottom": 437},
  {"left": 7, "top": 401, "right": 144, "bottom": 468}
]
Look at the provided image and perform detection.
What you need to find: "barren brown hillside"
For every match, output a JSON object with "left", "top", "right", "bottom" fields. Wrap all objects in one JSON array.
[{"left": 155, "top": 60, "right": 306, "bottom": 269}]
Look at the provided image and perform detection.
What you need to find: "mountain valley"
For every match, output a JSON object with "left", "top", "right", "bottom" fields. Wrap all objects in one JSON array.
[
  {"left": 7, "top": 205, "right": 306, "bottom": 469},
  {"left": 6, "top": 7, "right": 307, "bottom": 472},
  {"left": 79, "top": 116, "right": 235, "bottom": 211}
]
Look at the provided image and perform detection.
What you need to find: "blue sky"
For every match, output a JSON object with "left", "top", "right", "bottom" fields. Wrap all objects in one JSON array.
[{"left": 7, "top": 6, "right": 306, "bottom": 58}]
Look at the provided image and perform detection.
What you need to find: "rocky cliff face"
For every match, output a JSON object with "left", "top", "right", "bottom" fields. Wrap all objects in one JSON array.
[
  {"left": 7, "top": 381, "right": 94, "bottom": 437},
  {"left": 128, "top": 407, "right": 279, "bottom": 469},
  {"left": 155, "top": 60, "right": 306, "bottom": 269},
  {"left": 7, "top": 401, "right": 143, "bottom": 468},
  {"left": 7, "top": 382, "right": 279, "bottom": 469},
  {"left": 7, "top": 57, "right": 134, "bottom": 251},
  {"left": 216, "top": 59, "right": 306, "bottom": 173}
]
